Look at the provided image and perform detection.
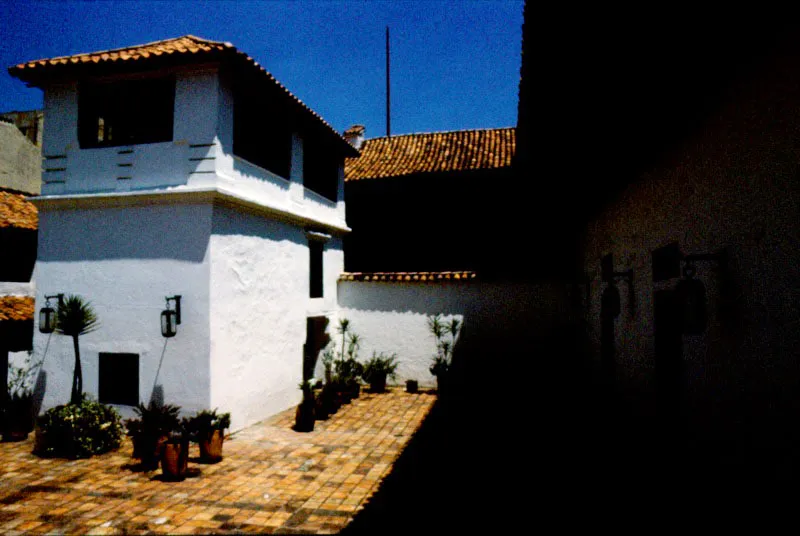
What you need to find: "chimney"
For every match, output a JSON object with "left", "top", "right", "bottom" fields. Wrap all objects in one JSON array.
[{"left": 343, "top": 124, "right": 365, "bottom": 150}]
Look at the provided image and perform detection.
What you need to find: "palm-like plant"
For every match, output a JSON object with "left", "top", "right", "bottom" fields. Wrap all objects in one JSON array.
[{"left": 56, "top": 295, "right": 99, "bottom": 404}]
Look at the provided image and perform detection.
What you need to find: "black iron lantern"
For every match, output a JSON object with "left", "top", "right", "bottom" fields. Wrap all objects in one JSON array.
[
  {"left": 161, "top": 295, "right": 181, "bottom": 338},
  {"left": 39, "top": 293, "right": 64, "bottom": 334},
  {"left": 675, "top": 262, "right": 707, "bottom": 335}
]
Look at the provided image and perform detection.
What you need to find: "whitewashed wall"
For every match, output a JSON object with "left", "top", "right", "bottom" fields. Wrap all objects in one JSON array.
[
  {"left": 209, "top": 205, "right": 346, "bottom": 431},
  {"left": 32, "top": 203, "right": 213, "bottom": 419},
  {"left": 337, "top": 281, "right": 571, "bottom": 387}
]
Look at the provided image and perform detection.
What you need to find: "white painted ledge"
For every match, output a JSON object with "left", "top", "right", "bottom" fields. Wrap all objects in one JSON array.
[{"left": 28, "top": 185, "right": 351, "bottom": 235}]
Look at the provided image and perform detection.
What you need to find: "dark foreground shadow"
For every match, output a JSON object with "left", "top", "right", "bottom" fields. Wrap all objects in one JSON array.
[{"left": 341, "top": 328, "right": 799, "bottom": 532}]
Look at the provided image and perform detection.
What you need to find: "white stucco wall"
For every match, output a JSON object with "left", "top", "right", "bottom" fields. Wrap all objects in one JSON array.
[
  {"left": 337, "top": 281, "right": 570, "bottom": 387},
  {"left": 209, "top": 205, "right": 345, "bottom": 432},
  {"left": 32, "top": 203, "right": 213, "bottom": 419}
]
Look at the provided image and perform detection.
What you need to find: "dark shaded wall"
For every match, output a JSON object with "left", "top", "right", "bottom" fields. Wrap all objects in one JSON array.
[
  {"left": 344, "top": 168, "right": 513, "bottom": 276},
  {"left": 581, "top": 30, "right": 800, "bottom": 469}
]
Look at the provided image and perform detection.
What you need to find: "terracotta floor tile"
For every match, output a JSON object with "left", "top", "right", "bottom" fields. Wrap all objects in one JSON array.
[{"left": 0, "top": 390, "right": 434, "bottom": 535}]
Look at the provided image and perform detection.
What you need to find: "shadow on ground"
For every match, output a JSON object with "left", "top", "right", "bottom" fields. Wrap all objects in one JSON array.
[{"left": 342, "top": 331, "right": 797, "bottom": 532}]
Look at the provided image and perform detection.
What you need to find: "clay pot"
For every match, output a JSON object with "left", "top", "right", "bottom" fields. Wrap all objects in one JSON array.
[
  {"left": 161, "top": 439, "right": 189, "bottom": 480},
  {"left": 134, "top": 434, "right": 169, "bottom": 470},
  {"left": 406, "top": 380, "right": 419, "bottom": 394},
  {"left": 199, "top": 429, "right": 224, "bottom": 462}
]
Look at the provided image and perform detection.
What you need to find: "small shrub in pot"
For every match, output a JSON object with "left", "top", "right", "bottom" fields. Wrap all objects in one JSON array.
[
  {"left": 124, "top": 401, "right": 181, "bottom": 470},
  {"left": 186, "top": 408, "right": 230, "bottom": 463},
  {"left": 362, "top": 352, "right": 399, "bottom": 393}
]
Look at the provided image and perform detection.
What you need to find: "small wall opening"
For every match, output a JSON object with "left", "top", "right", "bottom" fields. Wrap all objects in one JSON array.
[{"left": 98, "top": 352, "right": 139, "bottom": 406}]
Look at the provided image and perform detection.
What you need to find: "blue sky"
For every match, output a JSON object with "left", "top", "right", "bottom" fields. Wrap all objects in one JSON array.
[{"left": 0, "top": 0, "right": 523, "bottom": 138}]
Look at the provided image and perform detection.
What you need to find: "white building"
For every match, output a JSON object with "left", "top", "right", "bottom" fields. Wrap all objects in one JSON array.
[{"left": 9, "top": 36, "right": 358, "bottom": 431}]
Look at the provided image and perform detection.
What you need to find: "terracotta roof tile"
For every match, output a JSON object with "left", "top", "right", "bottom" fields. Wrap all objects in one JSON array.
[
  {"left": 339, "top": 271, "right": 477, "bottom": 283},
  {"left": 0, "top": 191, "right": 38, "bottom": 230},
  {"left": 8, "top": 35, "right": 356, "bottom": 155},
  {"left": 344, "top": 127, "right": 515, "bottom": 181},
  {"left": 0, "top": 296, "right": 34, "bottom": 322}
]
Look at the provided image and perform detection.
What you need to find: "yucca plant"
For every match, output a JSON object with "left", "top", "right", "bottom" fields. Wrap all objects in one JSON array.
[{"left": 56, "top": 295, "right": 99, "bottom": 404}]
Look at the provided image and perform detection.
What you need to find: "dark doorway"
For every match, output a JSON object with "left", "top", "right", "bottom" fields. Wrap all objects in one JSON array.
[
  {"left": 600, "top": 284, "right": 620, "bottom": 384},
  {"left": 304, "top": 317, "right": 330, "bottom": 381},
  {"left": 654, "top": 289, "right": 685, "bottom": 426}
]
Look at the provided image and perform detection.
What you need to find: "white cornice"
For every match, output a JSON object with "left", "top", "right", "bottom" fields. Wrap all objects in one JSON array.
[{"left": 28, "top": 186, "right": 351, "bottom": 235}]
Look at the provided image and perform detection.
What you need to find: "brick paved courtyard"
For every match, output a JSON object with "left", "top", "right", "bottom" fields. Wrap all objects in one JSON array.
[{"left": 0, "top": 389, "right": 436, "bottom": 535}]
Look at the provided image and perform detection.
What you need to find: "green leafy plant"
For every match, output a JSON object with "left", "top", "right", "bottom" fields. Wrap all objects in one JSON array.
[
  {"left": 185, "top": 408, "right": 231, "bottom": 441},
  {"left": 428, "top": 314, "right": 460, "bottom": 389},
  {"left": 55, "top": 295, "right": 100, "bottom": 404},
  {"left": 126, "top": 401, "right": 181, "bottom": 439},
  {"left": 35, "top": 395, "right": 123, "bottom": 459},
  {"left": 2, "top": 352, "right": 41, "bottom": 439},
  {"left": 124, "top": 401, "right": 182, "bottom": 467},
  {"left": 362, "top": 352, "right": 399, "bottom": 392}
]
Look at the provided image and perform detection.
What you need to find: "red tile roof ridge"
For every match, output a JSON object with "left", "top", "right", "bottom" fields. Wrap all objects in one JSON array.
[
  {"left": 13, "top": 35, "right": 228, "bottom": 67},
  {"left": 361, "top": 126, "right": 515, "bottom": 142}
]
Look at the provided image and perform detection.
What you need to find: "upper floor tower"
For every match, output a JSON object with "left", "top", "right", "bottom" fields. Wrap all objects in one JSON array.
[{"left": 8, "top": 35, "right": 358, "bottom": 232}]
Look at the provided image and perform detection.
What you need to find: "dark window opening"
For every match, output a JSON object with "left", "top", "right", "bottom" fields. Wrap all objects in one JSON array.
[
  {"left": 652, "top": 242, "right": 682, "bottom": 282},
  {"left": 98, "top": 353, "right": 139, "bottom": 406},
  {"left": 78, "top": 77, "right": 174, "bottom": 148},
  {"left": 233, "top": 83, "right": 292, "bottom": 178},
  {"left": 303, "top": 136, "right": 340, "bottom": 202},
  {"left": 309, "top": 240, "right": 324, "bottom": 298},
  {"left": 0, "top": 228, "right": 37, "bottom": 282}
]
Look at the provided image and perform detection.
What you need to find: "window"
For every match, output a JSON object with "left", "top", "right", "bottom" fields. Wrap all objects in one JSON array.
[
  {"left": 233, "top": 83, "right": 292, "bottom": 178},
  {"left": 303, "top": 136, "right": 340, "bottom": 202},
  {"left": 78, "top": 77, "right": 175, "bottom": 148},
  {"left": 309, "top": 240, "right": 324, "bottom": 298},
  {"left": 98, "top": 353, "right": 139, "bottom": 406}
]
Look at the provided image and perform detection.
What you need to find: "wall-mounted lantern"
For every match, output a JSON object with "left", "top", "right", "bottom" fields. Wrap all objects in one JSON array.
[
  {"left": 39, "top": 293, "right": 64, "bottom": 334},
  {"left": 161, "top": 295, "right": 182, "bottom": 338},
  {"left": 601, "top": 253, "right": 634, "bottom": 317}
]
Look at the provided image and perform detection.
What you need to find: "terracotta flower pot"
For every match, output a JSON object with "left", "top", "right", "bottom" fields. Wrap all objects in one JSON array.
[
  {"left": 161, "top": 439, "right": 189, "bottom": 480},
  {"left": 199, "top": 429, "right": 224, "bottom": 462},
  {"left": 133, "top": 434, "right": 169, "bottom": 470},
  {"left": 406, "top": 380, "right": 419, "bottom": 393}
]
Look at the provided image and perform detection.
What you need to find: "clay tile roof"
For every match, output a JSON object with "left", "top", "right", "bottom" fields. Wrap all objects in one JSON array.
[
  {"left": 0, "top": 296, "right": 34, "bottom": 322},
  {"left": 344, "top": 127, "right": 515, "bottom": 181},
  {"left": 0, "top": 191, "right": 38, "bottom": 230},
  {"left": 339, "top": 271, "right": 477, "bottom": 283},
  {"left": 8, "top": 35, "right": 356, "bottom": 155}
]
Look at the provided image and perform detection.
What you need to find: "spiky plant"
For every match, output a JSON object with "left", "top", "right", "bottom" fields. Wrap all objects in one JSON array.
[{"left": 56, "top": 295, "right": 99, "bottom": 404}]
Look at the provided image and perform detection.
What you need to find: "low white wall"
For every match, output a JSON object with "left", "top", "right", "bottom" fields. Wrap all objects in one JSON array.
[{"left": 337, "top": 280, "right": 571, "bottom": 387}]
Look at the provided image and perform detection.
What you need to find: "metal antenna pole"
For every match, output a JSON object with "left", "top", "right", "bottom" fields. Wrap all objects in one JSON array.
[{"left": 386, "top": 26, "right": 391, "bottom": 138}]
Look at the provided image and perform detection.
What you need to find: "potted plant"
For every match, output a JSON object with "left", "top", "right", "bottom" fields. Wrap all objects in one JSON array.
[
  {"left": 186, "top": 409, "right": 230, "bottom": 463},
  {"left": 2, "top": 353, "right": 39, "bottom": 442},
  {"left": 406, "top": 379, "right": 419, "bottom": 394},
  {"left": 319, "top": 350, "right": 340, "bottom": 416},
  {"left": 125, "top": 401, "right": 181, "bottom": 470},
  {"left": 428, "top": 314, "right": 460, "bottom": 394},
  {"left": 294, "top": 379, "right": 316, "bottom": 432},
  {"left": 161, "top": 425, "right": 190, "bottom": 481},
  {"left": 362, "top": 352, "right": 399, "bottom": 393}
]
